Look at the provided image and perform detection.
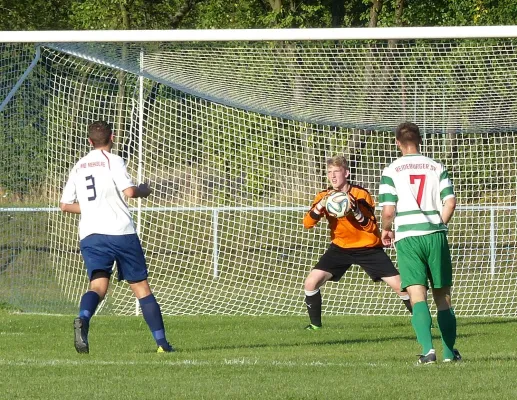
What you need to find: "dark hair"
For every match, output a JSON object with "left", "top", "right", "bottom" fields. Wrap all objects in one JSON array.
[
  {"left": 396, "top": 122, "right": 421, "bottom": 146},
  {"left": 88, "top": 121, "right": 112, "bottom": 147}
]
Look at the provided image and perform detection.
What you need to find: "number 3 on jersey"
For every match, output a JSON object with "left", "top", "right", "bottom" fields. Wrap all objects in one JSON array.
[
  {"left": 85, "top": 175, "right": 97, "bottom": 201},
  {"left": 410, "top": 174, "right": 426, "bottom": 207}
]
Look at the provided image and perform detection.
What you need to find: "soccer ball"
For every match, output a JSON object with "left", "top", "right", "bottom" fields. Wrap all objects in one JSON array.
[{"left": 326, "top": 191, "right": 351, "bottom": 218}]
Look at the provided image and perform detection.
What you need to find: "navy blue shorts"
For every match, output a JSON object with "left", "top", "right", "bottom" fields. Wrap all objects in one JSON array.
[{"left": 80, "top": 233, "right": 148, "bottom": 282}]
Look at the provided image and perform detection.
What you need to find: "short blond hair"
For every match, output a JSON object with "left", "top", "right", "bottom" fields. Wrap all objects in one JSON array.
[{"left": 326, "top": 155, "right": 348, "bottom": 169}]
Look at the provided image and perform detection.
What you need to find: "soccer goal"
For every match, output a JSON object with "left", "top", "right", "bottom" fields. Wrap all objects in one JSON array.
[{"left": 1, "top": 26, "right": 517, "bottom": 316}]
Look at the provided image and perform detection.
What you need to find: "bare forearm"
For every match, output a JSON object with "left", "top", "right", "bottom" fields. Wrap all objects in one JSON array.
[
  {"left": 381, "top": 217, "right": 393, "bottom": 231},
  {"left": 442, "top": 204, "right": 455, "bottom": 225},
  {"left": 60, "top": 202, "right": 81, "bottom": 214},
  {"left": 381, "top": 205, "right": 396, "bottom": 231},
  {"left": 442, "top": 197, "right": 456, "bottom": 225}
]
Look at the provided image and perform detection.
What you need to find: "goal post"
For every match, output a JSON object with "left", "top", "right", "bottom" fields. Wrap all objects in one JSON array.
[{"left": 1, "top": 26, "right": 517, "bottom": 316}]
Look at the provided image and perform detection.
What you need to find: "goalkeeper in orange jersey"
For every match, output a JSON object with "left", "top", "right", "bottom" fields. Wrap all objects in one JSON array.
[{"left": 302, "top": 155, "right": 412, "bottom": 330}]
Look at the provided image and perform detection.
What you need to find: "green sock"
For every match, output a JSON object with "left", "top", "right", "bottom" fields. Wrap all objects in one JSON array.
[
  {"left": 437, "top": 308, "right": 457, "bottom": 359},
  {"left": 411, "top": 301, "right": 434, "bottom": 354}
]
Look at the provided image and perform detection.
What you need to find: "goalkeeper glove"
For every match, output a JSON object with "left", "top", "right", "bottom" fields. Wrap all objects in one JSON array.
[
  {"left": 314, "top": 190, "right": 335, "bottom": 214},
  {"left": 348, "top": 194, "right": 365, "bottom": 223}
]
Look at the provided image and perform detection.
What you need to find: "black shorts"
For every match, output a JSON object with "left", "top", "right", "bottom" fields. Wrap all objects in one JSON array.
[{"left": 314, "top": 243, "right": 399, "bottom": 282}]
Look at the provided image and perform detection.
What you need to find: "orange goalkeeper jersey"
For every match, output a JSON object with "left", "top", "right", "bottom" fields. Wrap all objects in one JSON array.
[{"left": 303, "top": 184, "right": 382, "bottom": 249}]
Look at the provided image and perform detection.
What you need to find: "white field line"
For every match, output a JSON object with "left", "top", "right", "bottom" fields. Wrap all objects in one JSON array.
[{"left": 0, "top": 358, "right": 389, "bottom": 368}]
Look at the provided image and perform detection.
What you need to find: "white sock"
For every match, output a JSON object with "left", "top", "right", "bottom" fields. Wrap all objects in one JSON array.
[{"left": 305, "top": 289, "right": 320, "bottom": 297}]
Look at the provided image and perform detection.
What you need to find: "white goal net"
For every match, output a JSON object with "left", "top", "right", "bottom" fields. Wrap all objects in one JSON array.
[{"left": 1, "top": 27, "right": 517, "bottom": 316}]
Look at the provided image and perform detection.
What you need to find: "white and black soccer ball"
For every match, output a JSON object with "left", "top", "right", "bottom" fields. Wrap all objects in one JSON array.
[{"left": 326, "top": 191, "right": 351, "bottom": 218}]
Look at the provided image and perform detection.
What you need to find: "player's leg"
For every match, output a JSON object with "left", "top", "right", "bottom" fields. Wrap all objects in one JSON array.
[
  {"left": 116, "top": 233, "right": 173, "bottom": 352},
  {"left": 304, "top": 244, "right": 350, "bottom": 330},
  {"left": 74, "top": 273, "right": 110, "bottom": 354},
  {"left": 80, "top": 271, "right": 109, "bottom": 321},
  {"left": 432, "top": 286, "right": 458, "bottom": 361},
  {"left": 76, "top": 234, "right": 115, "bottom": 354},
  {"left": 129, "top": 279, "right": 174, "bottom": 352},
  {"left": 427, "top": 232, "right": 457, "bottom": 361},
  {"left": 356, "top": 248, "right": 412, "bottom": 313},
  {"left": 304, "top": 268, "right": 332, "bottom": 329},
  {"left": 380, "top": 275, "right": 412, "bottom": 313},
  {"left": 395, "top": 237, "right": 435, "bottom": 363},
  {"left": 405, "top": 284, "right": 435, "bottom": 363}
]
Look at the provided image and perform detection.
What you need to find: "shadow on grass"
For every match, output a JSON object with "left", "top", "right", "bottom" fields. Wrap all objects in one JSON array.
[
  {"left": 458, "top": 318, "right": 517, "bottom": 327},
  {"left": 194, "top": 335, "right": 412, "bottom": 351},
  {"left": 189, "top": 330, "right": 485, "bottom": 352}
]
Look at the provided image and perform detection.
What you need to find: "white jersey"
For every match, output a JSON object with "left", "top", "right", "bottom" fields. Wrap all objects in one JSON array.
[
  {"left": 378, "top": 153, "right": 455, "bottom": 242},
  {"left": 60, "top": 149, "right": 136, "bottom": 240}
]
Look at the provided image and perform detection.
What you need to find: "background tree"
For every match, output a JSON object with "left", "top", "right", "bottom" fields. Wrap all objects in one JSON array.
[
  {"left": 2, "top": 0, "right": 517, "bottom": 31},
  {"left": 0, "top": 0, "right": 72, "bottom": 30}
]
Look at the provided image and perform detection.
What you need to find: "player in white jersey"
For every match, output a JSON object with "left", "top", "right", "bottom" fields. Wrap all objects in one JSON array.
[
  {"left": 378, "top": 122, "right": 460, "bottom": 364},
  {"left": 60, "top": 120, "right": 174, "bottom": 354}
]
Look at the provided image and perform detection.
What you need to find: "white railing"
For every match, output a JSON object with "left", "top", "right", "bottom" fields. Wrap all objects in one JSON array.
[{"left": 0, "top": 204, "right": 514, "bottom": 279}]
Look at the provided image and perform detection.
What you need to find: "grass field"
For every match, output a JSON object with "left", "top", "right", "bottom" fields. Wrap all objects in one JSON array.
[{"left": 1, "top": 311, "right": 517, "bottom": 399}]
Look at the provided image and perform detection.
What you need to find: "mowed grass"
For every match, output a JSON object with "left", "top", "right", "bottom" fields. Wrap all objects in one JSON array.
[{"left": 1, "top": 312, "right": 517, "bottom": 400}]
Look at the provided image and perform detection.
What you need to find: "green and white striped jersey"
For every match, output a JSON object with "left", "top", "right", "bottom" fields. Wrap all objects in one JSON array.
[{"left": 378, "top": 153, "right": 455, "bottom": 242}]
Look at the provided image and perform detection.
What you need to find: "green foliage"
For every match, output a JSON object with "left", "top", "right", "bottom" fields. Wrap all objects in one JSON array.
[
  {"left": 2, "top": 0, "right": 517, "bottom": 32},
  {"left": 0, "top": 0, "right": 72, "bottom": 30},
  {"left": 473, "top": 0, "right": 517, "bottom": 25},
  {"left": 343, "top": 0, "right": 370, "bottom": 27},
  {"left": 0, "top": 301, "right": 22, "bottom": 312},
  {"left": 357, "top": 0, "right": 517, "bottom": 28},
  {"left": 0, "top": 45, "right": 47, "bottom": 199},
  {"left": 0, "top": 121, "right": 46, "bottom": 198},
  {"left": 182, "top": 0, "right": 266, "bottom": 29},
  {"left": 260, "top": 2, "right": 333, "bottom": 28},
  {"left": 70, "top": 0, "right": 137, "bottom": 29}
]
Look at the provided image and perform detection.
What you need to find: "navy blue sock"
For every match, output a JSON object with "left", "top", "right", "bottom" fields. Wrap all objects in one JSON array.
[
  {"left": 78, "top": 291, "right": 100, "bottom": 322},
  {"left": 139, "top": 294, "right": 168, "bottom": 347}
]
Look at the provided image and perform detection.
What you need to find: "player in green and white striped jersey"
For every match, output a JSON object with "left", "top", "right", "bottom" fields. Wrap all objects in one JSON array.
[{"left": 378, "top": 122, "right": 460, "bottom": 364}]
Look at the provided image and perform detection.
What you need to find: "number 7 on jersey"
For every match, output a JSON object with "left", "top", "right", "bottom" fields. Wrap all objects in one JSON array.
[{"left": 409, "top": 174, "right": 426, "bottom": 207}]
